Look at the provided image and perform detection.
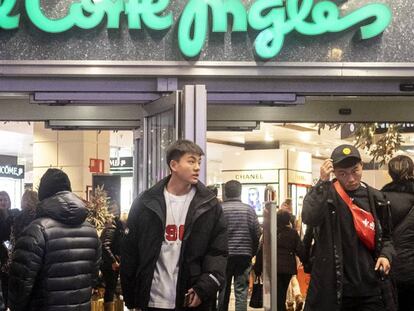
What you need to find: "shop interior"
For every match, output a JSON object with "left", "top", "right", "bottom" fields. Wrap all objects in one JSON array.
[{"left": 0, "top": 119, "right": 405, "bottom": 219}]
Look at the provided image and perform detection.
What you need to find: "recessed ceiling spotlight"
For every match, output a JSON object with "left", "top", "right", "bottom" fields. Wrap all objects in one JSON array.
[{"left": 264, "top": 133, "right": 274, "bottom": 142}]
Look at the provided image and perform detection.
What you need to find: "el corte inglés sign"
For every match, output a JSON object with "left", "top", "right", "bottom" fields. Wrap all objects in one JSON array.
[{"left": 0, "top": 0, "right": 392, "bottom": 59}]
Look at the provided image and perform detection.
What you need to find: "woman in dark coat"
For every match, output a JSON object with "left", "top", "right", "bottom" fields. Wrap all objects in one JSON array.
[
  {"left": 100, "top": 213, "right": 127, "bottom": 308},
  {"left": 0, "top": 191, "right": 19, "bottom": 306},
  {"left": 382, "top": 155, "right": 414, "bottom": 311},
  {"left": 277, "top": 210, "right": 305, "bottom": 311}
]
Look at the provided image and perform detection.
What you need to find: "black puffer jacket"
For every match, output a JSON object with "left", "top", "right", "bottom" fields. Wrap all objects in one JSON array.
[
  {"left": 8, "top": 191, "right": 101, "bottom": 311},
  {"left": 382, "top": 179, "right": 414, "bottom": 283},
  {"left": 121, "top": 176, "right": 228, "bottom": 311}
]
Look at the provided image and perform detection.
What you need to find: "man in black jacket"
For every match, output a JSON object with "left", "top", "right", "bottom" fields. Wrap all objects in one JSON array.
[
  {"left": 121, "top": 140, "right": 228, "bottom": 311},
  {"left": 302, "top": 145, "right": 394, "bottom": 311},
  {"left": 8, "top": 169, "right": 101, "bottom": 311}
]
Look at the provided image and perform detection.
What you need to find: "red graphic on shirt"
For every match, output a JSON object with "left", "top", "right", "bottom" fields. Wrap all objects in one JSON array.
[{"left": 165, "top": 225, "right": 185, "bottom": 241}]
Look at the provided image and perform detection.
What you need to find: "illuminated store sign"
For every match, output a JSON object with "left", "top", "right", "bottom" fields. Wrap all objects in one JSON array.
[
  {"left": 288, "top": 170, "right": 312, "bottom": 185},
  {"left": 222, "top": 170, "right": 279, "bottom": 184},
  {"left": 0, "top": 0, "right": 392, "bottom": 59},
  {"left": 0, "top": 165, "right": 25, "bottom": 179}
]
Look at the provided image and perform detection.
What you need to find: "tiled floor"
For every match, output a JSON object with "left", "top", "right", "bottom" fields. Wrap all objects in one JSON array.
[{"left": 227, "top": 292, "right": 264, "bottom": 311}]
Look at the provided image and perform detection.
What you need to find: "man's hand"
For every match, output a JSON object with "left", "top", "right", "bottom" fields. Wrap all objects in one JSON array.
[
  {"left": 187, "top": 288, "right": 202, "bottom": 308},
  {"left": 320, "top": 159, "right": 334, "bottom": 181},
  {"left": 112, "top": 261, "right": 120, "bottom": 271},
  {"left": 375, "top": 257, "right": 391, "bottom": 275}
]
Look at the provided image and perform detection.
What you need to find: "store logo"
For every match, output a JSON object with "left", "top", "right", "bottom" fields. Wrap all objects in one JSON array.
[
  {"left": 0, "top": 164, "right": 25, "bottom": 179},
  {"left": 0, "top": 0, "right": 392, "bottom": 59}
]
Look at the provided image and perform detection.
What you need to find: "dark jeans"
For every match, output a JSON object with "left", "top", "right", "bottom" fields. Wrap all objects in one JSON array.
[
  {"left": 277, "top": 274, "right": 292, "bottom": 311},
  {"left": 397, "top": 281, "right": 414, "bottom": 311},
  {"left": 341, "top": 295, "right": 386, "bottom": 311},
  {"left": 146, "top": 309, "right": 175, "bottom": 311},
  {"left": 218, "top": 256, "right": 251, "bottom": 311},
  {"left": 102, "top": 269, "right": 119, "bottom": 302}
]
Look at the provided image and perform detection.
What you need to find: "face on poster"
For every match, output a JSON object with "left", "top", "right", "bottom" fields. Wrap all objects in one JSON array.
[{"left": 241, "top": 184, "right": 265, "bottom": 216}]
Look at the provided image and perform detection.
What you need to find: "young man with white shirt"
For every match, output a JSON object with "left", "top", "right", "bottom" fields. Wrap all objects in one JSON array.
[{"left": 121, "top": 140, "right": 228, "bottom": 311}]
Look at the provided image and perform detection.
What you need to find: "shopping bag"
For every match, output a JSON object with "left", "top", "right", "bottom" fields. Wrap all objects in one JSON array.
[
  {"left": 91, "top": 295, "right": 104, "bottom": 311},
  {"left": 114, "top": 296, "right": 124, "bottom": 311},
  {"left": 249, "top": 277, "right": 263, "bottom": 308}
]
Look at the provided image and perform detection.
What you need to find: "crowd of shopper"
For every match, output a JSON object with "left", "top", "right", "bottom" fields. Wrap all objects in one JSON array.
[{"left": 2, "top": 140, "right": 414, "bottom": 311}]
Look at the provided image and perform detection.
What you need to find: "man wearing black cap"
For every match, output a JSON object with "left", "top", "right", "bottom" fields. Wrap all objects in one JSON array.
[
  {"left": 8, "top": 168, "right": 101, "bottom": 311},
  {"left": 302, "top": 145, "right": 395, "bottom": 311}
]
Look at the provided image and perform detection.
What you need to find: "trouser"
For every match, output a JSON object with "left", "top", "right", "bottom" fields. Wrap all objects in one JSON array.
[
  {"left": 277, "top": 274, "right": 293, "bottom": 311},
  {"left": 397, "top": 281, "right": 414, "bottom": 311},
  {"left": 341, "top": 295, "right": 386, "bottom": 311},
  {"left": 218, "top": 256, "right": 251, "bottom": 311},
  {"left": 102, "top": 269, "right": 119, "bottom": 302}
]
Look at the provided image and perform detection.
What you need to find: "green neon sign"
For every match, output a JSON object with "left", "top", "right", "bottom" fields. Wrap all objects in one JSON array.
[{"left": 0, "top": 0, "right": 392, "bottom": 60}]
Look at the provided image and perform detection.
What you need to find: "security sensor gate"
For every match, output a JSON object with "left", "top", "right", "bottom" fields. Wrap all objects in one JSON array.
[{"left": 136, "top": 85, "right": 207, "bottom": 194}]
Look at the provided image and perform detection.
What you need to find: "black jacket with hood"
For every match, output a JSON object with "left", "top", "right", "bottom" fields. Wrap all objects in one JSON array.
[
  {"left": 120, "top": 176, "right": 228, "bottom": 311},
  {"left": 302, "top": 180, "right": 395, "bottom": 311},
  {"left": 8, "top": 191, "right": 101, "bottom": 311},
  {"left": 382, "top": 179, "right": 414, "bottom": 284}
]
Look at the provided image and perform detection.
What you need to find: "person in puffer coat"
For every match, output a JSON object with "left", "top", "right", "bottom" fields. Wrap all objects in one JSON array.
[
  {"left": 382, "top": 155, "right": 414, "bottom": 311},
  {"left": 8, "top": 168, "right": 101, "bottom": 311}
]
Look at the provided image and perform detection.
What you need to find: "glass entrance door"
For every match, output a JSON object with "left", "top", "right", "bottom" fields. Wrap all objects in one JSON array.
[{"left": 135, "top": 85, "right": 207, "bottom": 194}]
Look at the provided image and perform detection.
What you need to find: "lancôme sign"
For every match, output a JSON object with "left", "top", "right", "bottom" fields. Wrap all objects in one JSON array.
[{"left": 0, "top": 0, "right": 392, "bottom": 59}]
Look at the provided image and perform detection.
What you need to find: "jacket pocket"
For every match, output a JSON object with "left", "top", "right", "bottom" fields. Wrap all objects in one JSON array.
[{"left": 189, "top": 264, "right": 202, "bottom": 285}]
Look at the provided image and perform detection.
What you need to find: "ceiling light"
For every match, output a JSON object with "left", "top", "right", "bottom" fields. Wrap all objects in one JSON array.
[{"left": 265, "top": 133, "right": 274, "bottom": 142}]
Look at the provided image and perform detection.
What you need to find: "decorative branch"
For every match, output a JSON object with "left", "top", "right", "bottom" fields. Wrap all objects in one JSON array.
[
  {"left": 86, "top": 185, "right": 114, "bottom": 234},
  {"left": 316, "top": 123, "right": 404, "bottom": 167}
]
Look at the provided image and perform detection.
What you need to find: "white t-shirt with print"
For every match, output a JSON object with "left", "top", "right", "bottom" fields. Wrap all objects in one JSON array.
[{"left": 148, "top": 186, "right": 196, "bottom": 309}]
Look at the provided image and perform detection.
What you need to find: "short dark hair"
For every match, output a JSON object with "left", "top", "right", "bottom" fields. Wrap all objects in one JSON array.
[
  {"left": 166, "top": 140, "right": 204, "bottom": 169},
  {"left": 224, "top": 180, "right": 241, "bottom": 198},
  {"left": 277, "top": 210, "right": 291, "bottom": 227},
  {"left": 388, "top": 155, "right": 414, "bottom": 182}
]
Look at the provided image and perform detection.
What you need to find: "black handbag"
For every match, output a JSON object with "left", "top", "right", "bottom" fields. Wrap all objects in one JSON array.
[{"left": 249, "top": 276, "right": 263, "bottom": 308}]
